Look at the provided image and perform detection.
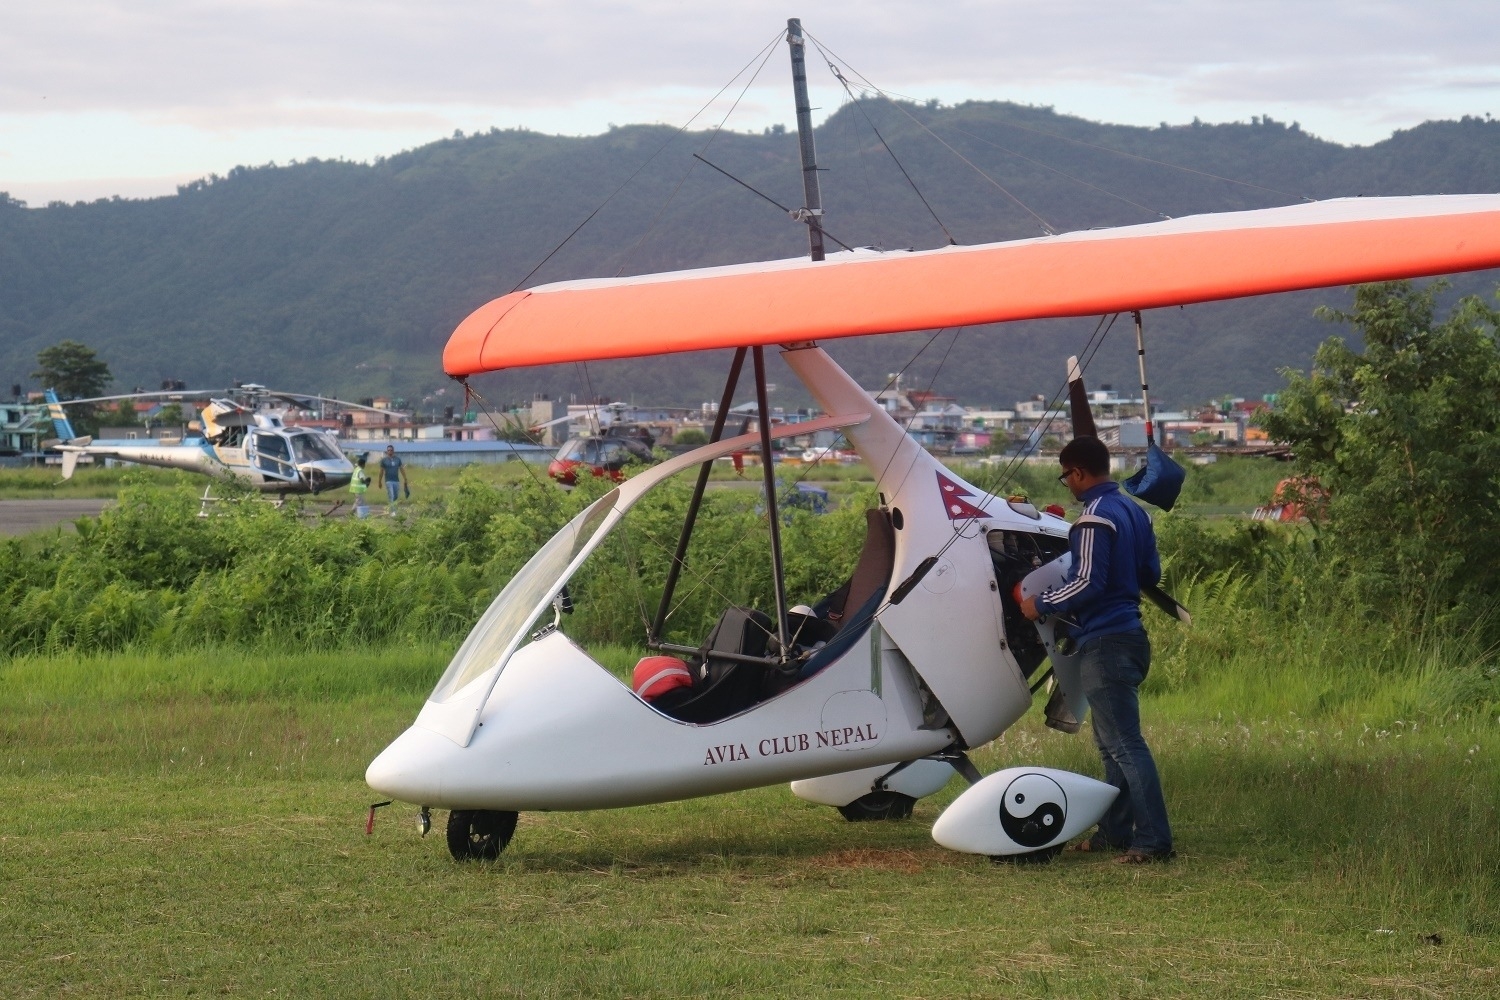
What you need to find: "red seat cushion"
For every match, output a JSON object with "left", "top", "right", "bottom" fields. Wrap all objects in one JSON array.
[{"left": 633, "top": 656, "right": 693, "bottom": 701}]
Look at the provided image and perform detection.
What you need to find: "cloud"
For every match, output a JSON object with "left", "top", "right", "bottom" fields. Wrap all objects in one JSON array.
[
  {"left": 6, "top": 0, "right": 1500, "bottom": 200},
  {"left": 154, "top": 102, "right": 459, "bottom": 135},
  {"left": 7, "top": 1, "right": 1500, "bottom": 117}
]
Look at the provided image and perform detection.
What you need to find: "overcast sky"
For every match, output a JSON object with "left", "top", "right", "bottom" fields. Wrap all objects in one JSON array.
[{"left": 5, "top": 1, "right": 1499, "bottom": 205}]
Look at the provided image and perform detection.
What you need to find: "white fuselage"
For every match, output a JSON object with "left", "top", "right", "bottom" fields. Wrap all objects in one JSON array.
[
  {"left": 61, "top": 433, "right": 353, "bottom": 494},
  {"left": 367, "top": 346, "right": 1069, "bottom": 811}
]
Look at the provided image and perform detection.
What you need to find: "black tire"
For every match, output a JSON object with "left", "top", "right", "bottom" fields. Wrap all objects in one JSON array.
[
  {"left": 836, "top": 791, "right": 917, "bottom": 822},
  {"left": 446, "top": 809, "right": 518, "bottom": 861},
  {"left": 990, "top": 843, "right": 1065, "bottom": 865}
]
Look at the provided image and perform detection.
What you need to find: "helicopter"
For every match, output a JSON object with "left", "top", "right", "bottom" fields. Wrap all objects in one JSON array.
[
  {"left": 43, "top": 385, "right": 385, "bottom": 495},
  {"left": 366, "top": 22, "right": 1500, "bottom": 862},
  {"left": 548, "top": 428, "right": 657, "bottom": 485},
  {"left": 531, "top": 401, "right": 661, "bottom": 485}
]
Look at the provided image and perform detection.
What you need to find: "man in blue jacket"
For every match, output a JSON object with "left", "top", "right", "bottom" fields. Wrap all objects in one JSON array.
[{"left": 1021, "top": 436, "right": 1173, "bottom": 863}]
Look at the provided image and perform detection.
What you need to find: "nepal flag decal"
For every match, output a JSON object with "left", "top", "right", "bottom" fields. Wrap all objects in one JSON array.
[{"left": 936, "top": 472, "right": 989, "bottom": 520}]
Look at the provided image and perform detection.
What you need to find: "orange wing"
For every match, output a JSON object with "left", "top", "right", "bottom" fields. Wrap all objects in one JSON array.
[{"left": 445, "top": 194, "right": 1500, "bottom": 375}]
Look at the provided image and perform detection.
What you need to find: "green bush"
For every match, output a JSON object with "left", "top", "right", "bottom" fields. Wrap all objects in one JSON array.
[{"left": 0, "top": 469, "right": 873, "bottom": 658}]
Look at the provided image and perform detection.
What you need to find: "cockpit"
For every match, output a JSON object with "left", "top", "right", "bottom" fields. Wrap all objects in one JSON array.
[
  {"left": 288, "top": 432, "right": 344, "bottom": 464},
  {"left": 419, "top": 415, "right": 876, "bottom": 746}
]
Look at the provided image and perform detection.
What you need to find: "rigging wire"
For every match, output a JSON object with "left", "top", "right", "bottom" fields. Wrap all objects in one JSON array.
[
  {"left": 576, "top": 354, "right": 794, "bottom": 645},
  {"left": 958, "top": 115, "right": 1309, "bottom": 203},
  {"left": 835, "top": 89, "right": 883, "bottom": 238},
  {"left": 980, "top": 312, "right": 1118, "bottom": 502},
  {"left": 806, "top": 32, "right": 1056, "bottom": 236},
  {"left": 508, "top": 28, "right": 788, "bottom": 294},
  {"left": 615, "top": 32, "right": 786, "bottom": 276},
  {"left": 575, "top": 354, "right": 653, "bottom": 637},
  {"left": 692, "top": 154, "right": 859, "bottom": 252},
  {"left": 809, "top": 32, "right": 1306, "bottom": 206},
  {"left": 865, "top": 326, "right": 970, "bottom": 508},
  {"left": 867, "top": 312, "right": 1123, "bottom": 620},
  {"left": 637, "top": 511, "right": 778, "bottom": 641},
  {"left": 455, "top": 379, "right": 564, "bottom": 512},
  {"left": 864, "top": 328, "right": 952, "bottom": 490},
  {"left": 821, "top": 60, "right": 958, "bottom": 245},
  {"left": 943, "top": 124, "right": 1170, "bottom": 222}
]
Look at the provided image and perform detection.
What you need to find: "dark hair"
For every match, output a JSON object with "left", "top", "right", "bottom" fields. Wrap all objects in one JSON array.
[{"left": 1059, "top": 436, "right": 1110, "bottom": 477}]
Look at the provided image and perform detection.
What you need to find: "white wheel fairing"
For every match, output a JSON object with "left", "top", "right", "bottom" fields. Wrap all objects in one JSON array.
[
  {"left": 790, "top": 758, "right": 956, "bottom": 807},
  {"left": 931, "top": 766, "right": 1118, "bottom": 856}
]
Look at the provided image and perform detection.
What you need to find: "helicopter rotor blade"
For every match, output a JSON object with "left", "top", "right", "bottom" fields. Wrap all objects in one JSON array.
[
  {"left": 269, "top": 393, "right": 320, "bottom": 410},
  {"left": 44, "top": 388, "right": 230, "bottom": 407},
  {"left": 255, "top": 390, "right": 404, "bottom": 415}
]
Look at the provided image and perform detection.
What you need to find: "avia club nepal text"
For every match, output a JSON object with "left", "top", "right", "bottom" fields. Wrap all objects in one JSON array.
[{"left": 702, "top": 723, "right": 881, "bottom": 765}]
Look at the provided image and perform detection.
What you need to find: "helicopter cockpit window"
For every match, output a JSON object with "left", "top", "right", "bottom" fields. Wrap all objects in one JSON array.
[
  {"left": 429, "top": 488, "right": 619, "bottom": 703},
  {"left": 598, "top": 440, "right": 627, "bottom": 469},
  {"left": 555, "top": 439, "right": 586, "bottom": 463},
  {"left": 288, "top": 432, "right": 342, "bottom": 463},
  {"left": 252, "top": 432, "right": 293, "bottom": 476}
]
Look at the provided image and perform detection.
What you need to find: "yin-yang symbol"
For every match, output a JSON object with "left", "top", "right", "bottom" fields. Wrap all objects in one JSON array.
[{"left": 998, "top": 773, "right": 1068, "bottom": 848}]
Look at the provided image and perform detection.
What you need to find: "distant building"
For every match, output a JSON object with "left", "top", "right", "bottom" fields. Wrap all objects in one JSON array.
[
  {"left": 0, "top": 402, "right": 46, "bottom": 458},
  {"left": 869, "top": 379, "right": 967, "bottom": 453},
  {"left": 439, "top": 423, "right": 497, "bottom": 442},
  {"left": 343, "top": 405, "right": 419, "bottom": 441}
]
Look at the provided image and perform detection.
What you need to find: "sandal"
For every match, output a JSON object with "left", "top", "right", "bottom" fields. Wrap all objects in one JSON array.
[
  {"left": 1066, "top": 835, "right": 1124, "bottom": 853},
  {"left": 1113, "top": 848, "right": 1175, "bottom": 864}
]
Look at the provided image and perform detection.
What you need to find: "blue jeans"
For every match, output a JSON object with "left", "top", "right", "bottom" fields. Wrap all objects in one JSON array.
[
  {"left": 1078, "top": 630, "right": 1172, "bottom": 854},
  {"left": 385, "top": 481, "right": 400, "bottom": 505}
]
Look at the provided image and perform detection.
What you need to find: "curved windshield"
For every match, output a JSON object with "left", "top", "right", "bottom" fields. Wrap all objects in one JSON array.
[
  {"left": 289, "top": 432, "right": 343, "bottom": 462},
  {"left": 428, "top": 488, "right": 619, "bottom": 703},
  {"left": 556, "top": 438, "right": 597, "bottom": 463}
]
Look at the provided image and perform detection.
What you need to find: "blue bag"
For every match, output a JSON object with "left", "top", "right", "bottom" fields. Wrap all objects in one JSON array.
[{"left": 1123, "top": 439, "right": 1185, "bottom": 511}]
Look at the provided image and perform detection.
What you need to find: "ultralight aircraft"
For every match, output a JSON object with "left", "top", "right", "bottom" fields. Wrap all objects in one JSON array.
[{"left": 367, "top": 20, "right": 1500, "bottom": 861}]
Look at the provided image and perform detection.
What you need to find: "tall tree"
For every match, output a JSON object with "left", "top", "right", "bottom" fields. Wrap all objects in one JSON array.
[
  {"left": 33, "top": 340, "right": 113, "bottom": 436},
  {"left": 1259, "top": 281, "right": 1500, "bottom": 614},
  {"left": 33, "top": 340, "right": 112, "bottom": 399}
]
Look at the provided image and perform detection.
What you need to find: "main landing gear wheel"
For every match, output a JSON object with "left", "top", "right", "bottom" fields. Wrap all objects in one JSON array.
[
  {"left": 837, "top": 791, "right": 916, "bottom": 822},
  {"left": 446, "top": 809, "right": 518, "bottom": 861}
]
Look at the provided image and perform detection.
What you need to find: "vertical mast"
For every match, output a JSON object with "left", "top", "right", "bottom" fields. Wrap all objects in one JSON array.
[
  {"left": 755, "top": 347, "right": 791, "bottom": 662},
  {"left": 786, "top": 18, "right": 826, "bottom": 262}
]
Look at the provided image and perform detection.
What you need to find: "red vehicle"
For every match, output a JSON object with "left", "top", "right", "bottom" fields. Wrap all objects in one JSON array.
[{"left": 548, "top": 435, "right": 656, "bottom": 485}]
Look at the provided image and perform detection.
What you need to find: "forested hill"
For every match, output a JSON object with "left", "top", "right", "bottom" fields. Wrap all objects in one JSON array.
[{"left": 5, "top": 101, "right": 1500, "bottom": 412}]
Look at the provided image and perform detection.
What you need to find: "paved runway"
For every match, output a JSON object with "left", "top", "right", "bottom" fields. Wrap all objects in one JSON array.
[{"left": 0, "top": 499, "right": 113, "bottom": 536}]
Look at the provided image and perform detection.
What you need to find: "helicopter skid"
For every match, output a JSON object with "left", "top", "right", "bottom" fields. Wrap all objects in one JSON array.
[{"left": 367, "top": 630, "right": 957, "bottom": 812}]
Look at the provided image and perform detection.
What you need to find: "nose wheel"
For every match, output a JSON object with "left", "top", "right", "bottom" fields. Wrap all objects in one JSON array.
[{"left": 446, "top": 809, "right": 518, "bottom": 861}]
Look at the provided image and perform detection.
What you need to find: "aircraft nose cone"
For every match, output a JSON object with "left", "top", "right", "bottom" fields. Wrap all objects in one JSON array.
[{"left": 366, "top": 725, "right": 454, "bottom": 804}]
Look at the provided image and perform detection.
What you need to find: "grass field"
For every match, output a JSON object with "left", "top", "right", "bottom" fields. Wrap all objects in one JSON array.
[{"left": 3, "top": 641, "right": 1495, "bottom": 998}]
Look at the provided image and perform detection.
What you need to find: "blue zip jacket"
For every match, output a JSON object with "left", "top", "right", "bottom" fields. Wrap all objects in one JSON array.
[{"left": 1035, "top": 481, "right": 1161, "bottom": 647}]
